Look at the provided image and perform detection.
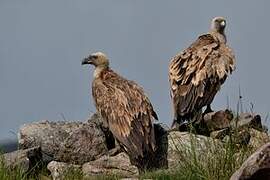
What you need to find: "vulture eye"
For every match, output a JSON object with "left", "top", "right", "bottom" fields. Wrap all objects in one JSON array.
[{"left": 91, "top": 55, "right": 98, "bottom": 59}]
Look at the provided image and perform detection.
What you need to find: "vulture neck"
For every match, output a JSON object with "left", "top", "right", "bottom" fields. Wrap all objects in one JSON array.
[
  {"left": 210, "top": 30, "right": 227, "bottom": 44},
  {"left": 94, "top": 65, "right": 108, "bottom": 79}
]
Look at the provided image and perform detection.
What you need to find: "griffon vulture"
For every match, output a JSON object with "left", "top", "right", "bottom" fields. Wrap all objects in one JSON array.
[
  {"left": 169, "top": 17, "right": 235, "bottom": 129},
  {"left": 82, "top": 52, "right": 158, "bottom": 170}
]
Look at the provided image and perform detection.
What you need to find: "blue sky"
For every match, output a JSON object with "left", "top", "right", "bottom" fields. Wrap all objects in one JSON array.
[{"left": 0, "top": 0, "right": 270, "bottom": 140}]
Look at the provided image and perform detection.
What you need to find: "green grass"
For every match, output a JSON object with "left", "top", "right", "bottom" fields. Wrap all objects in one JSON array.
[
  {"left": 141, "top": 131, "right": 252, "bottom": 180},
  {"left": 0, "top": 149, "right": 50, "bottom": 180},
  {"left": 61, "top": 168, "right": 83, "bottom": 180},
  {"left": 0, "top": 158, "right": 32, "bottom": 180}
]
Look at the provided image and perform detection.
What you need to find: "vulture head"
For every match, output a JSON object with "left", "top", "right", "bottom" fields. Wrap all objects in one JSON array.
[
  {"left": 211, "top": 16, "right": 226, "bottom": 33},
  {"left": 82, "top": 52, "right": 109, "bottom": 68}
]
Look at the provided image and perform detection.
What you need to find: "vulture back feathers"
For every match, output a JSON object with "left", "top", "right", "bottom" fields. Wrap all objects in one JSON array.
[
  {"left": 169, "top": 17, "right": 235, "bottom": 127},
  {"left": 82, "top": 52, "right": 158, "bottom": 170}
]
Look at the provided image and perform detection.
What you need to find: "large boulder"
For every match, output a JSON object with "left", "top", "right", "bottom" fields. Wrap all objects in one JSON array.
[
  {"left": 202, "top": 111, "right": 266, "bottom": 147},
  {"left": 18, "top": 114, "right": 109, "bottom": 164},
  {"left": 230, "top": 142, "right": 270, "bottom": 180},
  {"left": 203, "top": 110, "right": 233, "bottom": 132},
  {"left": 82, "top": 152, "right": 139, "bottom": 178},
  {"left": 230, "top": 113, "right": 263, "bottom": 130},
  {"left": 249, "top": 128, "right": 270, "bottom": 151},
  {"left": 18, "top": 120, "right": 81, "bottom": 157},
  {"left": 198, "top": 111, "right": 264, "bottom": 135},
  {"left": 210, "top": 128, "right": 230, "bottom": 139},
  {"left": 2, "top": 146, "right": 42, "bottom": 172},
  {"left": 47, "top": 153, "right": 139, "bottom": 179},
  {"left": 55, "top": 122, "right": 108, "bottom": 164},
  {"left": 221, "top": 128, "right": 269, "bottom": 149},
  {"left": 47, "top": 161, "right": 81, "bottom": 180},
  {"left": 167, "top": 131, "right": 224, "bottom": 169}
]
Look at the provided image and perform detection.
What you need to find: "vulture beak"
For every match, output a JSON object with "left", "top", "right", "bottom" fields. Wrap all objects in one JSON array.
[
  {"left": 81, "top": 57, "right": 94, "bottom": 65},
  {"left": 220, "top": 20, "right": 226, "bottom": 27}
]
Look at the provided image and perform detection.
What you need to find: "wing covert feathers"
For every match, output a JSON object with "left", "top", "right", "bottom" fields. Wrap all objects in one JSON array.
[
  {"left": 169, "top": 34, "right": 235, "bottom": 117},
  {"left": 92, "top": 69, "right": 157, "bottom": 159}
]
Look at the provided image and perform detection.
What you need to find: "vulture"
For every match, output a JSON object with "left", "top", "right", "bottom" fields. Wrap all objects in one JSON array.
[
  {"left": 82, "top": 52, "right": 158, "bottom": 171},
  {"left": 169, "top": 17, "right": 236, "bottom": 129}
]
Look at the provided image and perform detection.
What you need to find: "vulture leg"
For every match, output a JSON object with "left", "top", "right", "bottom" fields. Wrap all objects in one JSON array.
[
  {"left": 204, "top": 104, "right": 213, "bottom": 115},
  {"left": 170, "top": 109, "right": 182, "bottom": 130},
  {"left": 179, "top": 121, "right": 189, "bottom": 131},
  {"left": 107, "top": 146, "right": 121, "bottom": 156},
  {"left": 107, "top": 139, "right": 122, "bottom": 156},
  {"left": 170, "top": 116, "right": 189, "bottom": 132},
  {"left": 171, "top": 118, "right": 180, "bottom": 129}
]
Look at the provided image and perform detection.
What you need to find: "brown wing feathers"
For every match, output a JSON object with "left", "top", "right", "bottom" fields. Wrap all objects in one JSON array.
[
  {"left": 169, "top": 33, "right": 235, "bottom": 120},
  {"left": 92, "top": 69, "right": 157, "bottom": 160}
]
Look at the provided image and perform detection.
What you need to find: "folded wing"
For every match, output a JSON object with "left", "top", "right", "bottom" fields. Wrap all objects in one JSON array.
[{"left": 169, "top": 34, "right": 235, "bottom": 118}]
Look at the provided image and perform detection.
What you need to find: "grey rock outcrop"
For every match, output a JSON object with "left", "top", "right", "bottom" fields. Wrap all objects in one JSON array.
[
  {"left": 167, "top": 131, "right": 224, "bottom": 169},
  {"left": 47, "top": 153, "right": 139, "bottom": 179},
  {"left": 230, "top": 142, "right": 270, "bottom": 180},
  {"left": 210, "top": 128, "right": 229, "bottom": 139},
  {"left": 201, "top": 111, "right": 265, "bottom": 146},
  {"left": 3, "top": 146, "right": 42, "bottom": 172},
  {"left": 47, "top": 161, "right": 81, "bottom": 180},
  {"left": 16, "top": 110, "right": 269, "bottom": 178},
  {"left": 230, "top": 113, "right": 263, "bottom": 130},
  {"left": 18, "top": 120, "right": 81, "bottom": 157},
  {"left": 197, "top": 111, "right": 263, "bottom": 134},
  {"left": 18, "top": 114, "right": 109, "bottom": 164},
  {"left": 82, "top": 152, "right": 139, "bottom": 178},
  {"left": 249, "top": 128, "right": 270, "bottom": 151},
  {"left": 55, "top": 122, "right": 108, "bottom": 164},
  {"left": 203, "top": 110, "right": 233, "bottom": 131},
  {"left": 214, "top": 123, "right": 269, "bottom": 149}
]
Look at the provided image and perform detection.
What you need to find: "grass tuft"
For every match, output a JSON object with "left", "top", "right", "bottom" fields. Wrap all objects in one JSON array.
[{"left": 141, "top": 131, "right": 252, "bottom": 180}]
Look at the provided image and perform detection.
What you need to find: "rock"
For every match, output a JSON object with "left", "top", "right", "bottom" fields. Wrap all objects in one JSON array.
[
  {"left": 39, "top": 175, "right": 52, "bottom": 180},
  {"left": 18, "top": 114, "right": 109, "bottom": 164},
  {"left": 47, "top": 161, "right": 81, "bottom": 180},
  {"left": 210, "top": 128, "right": 230, "bottom": 139},
  {"left": 234, "top": 128, "right": 251, "bottom": 147},
  {"left": 249, "top": 128, "right": 270, "bottom": 151},
  {"left": 3, "top": 146, "right": 42, "bottom": 172},
  {"left": 230, "top": 142, "right": 270, "bottom": 180},
  {"left": 221, "top": 128, "right": 251, "bottom": 148},
  {"left": 82, "top": 152, "right": 139, "bottom": 178},
  {"left": 203, "top": 110, "right": 233, "bottom": 132},
  {"left": 213, "top": 127, "right": 269, "bottom": 149},
  {"left": 18, "top": 120, "right": 81, "bottom": 158},
  {"left": 81, "top": 123, "right": 168, "bottom": 175},
  {"left": 55, "top": 122, "right": 108, "bottom": 164},
  {"left": 221, "top": 127, "right": 269, "bottom": 149},
  {"left": 167, "top": 131, "right": 224, "bottom": 169},
  {"left": 87, "top": 113, "right": 119, "bottom": 151},
  {"left": 230, "top": 113, "right": 263, "bottom": 130}
]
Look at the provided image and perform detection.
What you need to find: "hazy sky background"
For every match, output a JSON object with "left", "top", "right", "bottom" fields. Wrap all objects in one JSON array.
[{"left": 1, "top": 0, "right": 270, "bottom": 141}]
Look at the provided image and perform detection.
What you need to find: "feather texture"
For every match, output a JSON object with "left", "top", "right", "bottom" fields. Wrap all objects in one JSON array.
[
  {"left": 169, "top": 32, "right": 235, "bottom": 122},
  {"left": 92, "top": 68, "right": 157, "bottom": 167}
]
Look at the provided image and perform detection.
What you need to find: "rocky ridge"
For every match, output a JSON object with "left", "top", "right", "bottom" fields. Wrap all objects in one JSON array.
[{"left": 2, "top": 110, "right": 270, "bottom": 179}]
